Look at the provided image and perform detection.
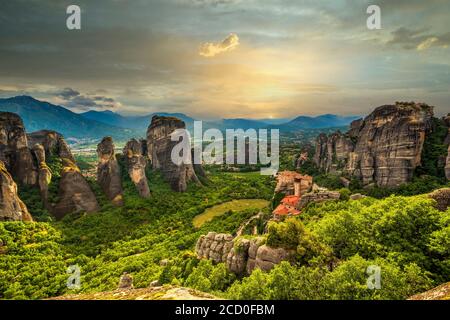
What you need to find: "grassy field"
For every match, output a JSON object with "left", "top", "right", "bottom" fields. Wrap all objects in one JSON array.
[{"left": 193, "top": 199, "right": 269, "bottom": 228}]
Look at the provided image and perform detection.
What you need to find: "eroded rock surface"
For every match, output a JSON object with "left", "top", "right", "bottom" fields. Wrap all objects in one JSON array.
[
  {"left": 27, "top": 130, "right": 75, "bottom": 162},
  {"left": 123, "top": 139, "right": 150, "bottom": 198},
  {"left": 97, "top": 137, "right": 123, "bottom": 206},
  {"left": 147, "top": 116, "right": 199, "bottom": 192},
  {"left": 314, "top": 102, "right": 434, "bottom": 187},
  {"left": 0, "top": 160, "right": 32, "bottom": 221},
  {"left": 31, "top": 143, "right": 51, "bottom": 206}
]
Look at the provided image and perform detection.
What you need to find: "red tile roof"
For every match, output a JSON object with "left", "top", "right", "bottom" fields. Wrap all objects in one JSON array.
[{"left": 281, "top": 195, "right": 300, "bottom": 206}]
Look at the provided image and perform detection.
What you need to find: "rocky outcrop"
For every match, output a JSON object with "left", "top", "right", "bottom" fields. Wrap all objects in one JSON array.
[
  {"left": 0, "top": 160, "right": 32, "bottom": 221},
  {"left": 123, "top": 139, "right": 150, "bottom": 198},
  {"left": 314, "top": 102, "right": 434, "bottom": 187},
  {"left": 195, "top": 232, "right": 292, "bottom": 275},
  {"left": 408, "top": 282, "right": 450, "bottom": 300},
  {"left": 53, "top": 158, "right": 100, "bottom": 219},
  {"left": 97, "top": 137, "right": 123, "bottom": 206},
  {"left": 146, "top": 116, "right": 199, "bottom": 192},
  {"left": 27, "top": 130, "right": 75, "bottom": 162},
  {"left": 0, "top": 112, "right": 38, "bottom": 186}
]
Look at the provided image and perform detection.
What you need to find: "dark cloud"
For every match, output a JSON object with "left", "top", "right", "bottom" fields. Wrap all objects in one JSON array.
[
  {"left": 54, "top": 87, "right": 118, "bottom": 111},
  {"left": 56, "top": 87, "right": 80, "bottom": 99},
  {"left": 387, "top": 27, "right": 450, "bottom": 50}
]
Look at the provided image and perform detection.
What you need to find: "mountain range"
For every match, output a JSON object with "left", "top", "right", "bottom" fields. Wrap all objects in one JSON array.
[{"left": 0, "top": 95, "right": 360, "bottom": 141}]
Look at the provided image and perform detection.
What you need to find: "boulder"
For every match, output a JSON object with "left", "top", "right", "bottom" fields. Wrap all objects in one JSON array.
[
  {"left": 0, "top": 112, "right": 38, "bottom": 186},
  {"left": 428, "top": 188, "right": 450, "bottom": 212},
  {"left": 53, "top": 158, "right": 100, "bottom": 219},
  {"left": 123, "top": 139, "right": 150, "bottom": 198},
  {"left": 253, "top": 245, "right": 293, "bottom": 272},
  {"left": 97, "top": 137, "right": 123, "bottom": 206},
  {"left": 146, "top": 116, "right": 199, "bottom": 192},
  {"left": 350, "top": 193, "right": 365, "bottom": 200},
  {"left": 0, "top": 160, "right": 32, "bottom": 221}
]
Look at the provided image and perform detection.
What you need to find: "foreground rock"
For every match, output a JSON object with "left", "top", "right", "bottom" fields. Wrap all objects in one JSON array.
[
  {"left": 47, "top": 285, "right": 218, "bottom": 300},
  {"left": 408, "top": 282, "right": 450, "bottom": 300},
  {"left": 0, "top": 160, "right": 32, "bottom": 221},
  {"left": 0, "top": 112, "right": 38, "bottom": 186},
  {"left": 97, "top": 137, "right": 123, "bottom": 206},
  {"left": 196, "top": 232, "right": 293, "bottom": 275},
  {"left": 147, "top": 116, "right": 199, "bottom": 192},
  {"left": 314, "top": 102, "right": 435, "bottom": 187},
  {"left": 123, "top": 139, "right": 150, "bottom": 198},
  {"left": 53, "top": 159, "right": 100, "bottom": 219}
]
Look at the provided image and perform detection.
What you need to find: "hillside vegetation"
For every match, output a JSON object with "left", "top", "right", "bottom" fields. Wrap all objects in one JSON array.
[{"left": 1, "top": 158, "right": 448, "bottom": 299}]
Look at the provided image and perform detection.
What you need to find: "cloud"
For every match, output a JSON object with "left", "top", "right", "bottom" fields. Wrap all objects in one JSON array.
[
  {"left": 54, "top": 87, "right": 120, "bottom": 111},
  {"left": 199, "top": 33, "right": 240, "bottom": 57},
  {"left": 387, "top": 27, "right": 450, "bottom": 51},
  {"left": 56, "top": 87, "right": 80, "bottom": 100}
]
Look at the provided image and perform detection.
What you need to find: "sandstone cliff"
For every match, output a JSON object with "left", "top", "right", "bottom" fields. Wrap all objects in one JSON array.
[
  {"left": 195, "top": 232, "right": 293, "bottom": 275},
  {"left": 123, "top": 139, "right": 150, "bottom": 198},
  {"left": 314, "top": 102, "right": 435, "bottom": 187},
  {"left": 146, "top": 116, "right": 199, "bottom": 192},
  {"left": 27, "top": 130, "right": 75, "bottom": 162},
  {"left": 97, "top": 137, "right": 123, "bottom": 206},
  {"left": 0, "top": 112, "right": 38, "bottom": 186},
  {"left": 0, "top": 160, "right": 32, "bottom": 221},
  {"left": 446, "top": 144, "right": 450, "bottom": 180}
]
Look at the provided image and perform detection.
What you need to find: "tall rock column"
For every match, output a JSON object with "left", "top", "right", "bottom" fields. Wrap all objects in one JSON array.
[
  {"left": 31, "top": 143, "right": 52, "bottom": 207},
  {"left": 0, "top": 161, "right": 33, "bottom": 221},
  {"left": 146, "top": 115, "right": 199, "bottom": 192},
  {"left": 53, "top": 158, "right": 100, "bottom": 219},
  {"left": 0, "top": 112, "right": 38, "bottom": 186},
  {"left": 445, "top": 145, "right": 450, "bottom": 180},
  {"left": 123, "top": 139, "right": 150, "bottom": 198},
  {"left": 97, "top": 137, "right": 123, "bottom": 206}
]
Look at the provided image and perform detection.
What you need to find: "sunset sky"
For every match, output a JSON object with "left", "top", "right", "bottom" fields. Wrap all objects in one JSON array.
[{"left": 0, "top": 0, "right": 449, "bottom": 118}]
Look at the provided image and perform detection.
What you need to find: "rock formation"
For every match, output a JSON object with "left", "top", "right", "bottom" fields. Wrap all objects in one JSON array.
[
  {"left": 314, "top": 102, "right": 435, "bottom": 187},
  {"left": 53, "top": 158, "right": 100, "bottom": 219},
  {"left": 123, "top": 139, "right": 150, "bottom": 198},
  {"left": 0, "top": 112, "right": 38, "bottom": 186},
  {"left": 195, "top": 232, "right": 293, "bottom": 275},
  {"left": 97, "top": 137, "right": 123, "bottom": 206},
  {"left": 146, "top": 116, "right": 199, "bottom": 192},
  {"left": 27, "top": 130, "right": 75, "bottom": 162},
  {"left": 31, "top": 143, "right": 52, "bottom": 206},
  {"left": 0, "top": 160, "right": 32, "bottom": 221}
]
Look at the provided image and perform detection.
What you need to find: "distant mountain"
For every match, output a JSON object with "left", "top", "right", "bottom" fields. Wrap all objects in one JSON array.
[
  {"left": 274, "top": 114, "right": 360, "bottom": 131},
  {"left": 0, "top": 96, "right": 138, "bottom": 140},
  {"left": 81, "top": 110, "right": 195, "bottom": 131},
  {"left": 0, "top": 95, "right": 361, "bottom": 141}
]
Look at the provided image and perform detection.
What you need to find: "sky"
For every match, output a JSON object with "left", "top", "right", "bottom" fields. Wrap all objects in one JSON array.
[{"left": 0, "top": 0, "right": 449, "bottom": 119}]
